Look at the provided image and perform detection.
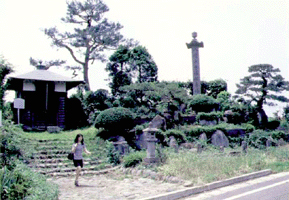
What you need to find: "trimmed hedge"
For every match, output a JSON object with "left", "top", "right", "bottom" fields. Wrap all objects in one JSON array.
[
  {"left": 181, "top": 123, "right": 255, "bottom": 142},
  {"left": 196, "top": 112, "right": 223, "bottom": 121},
  {"left": 189, "top": 94, "right": 219, "bottom": 113},
  {"left": 95, "top": 107, "right": 135, "bottom": 132}
]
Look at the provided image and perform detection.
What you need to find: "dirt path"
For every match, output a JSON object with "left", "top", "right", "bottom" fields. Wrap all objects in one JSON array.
[{"left": 49, "top": 170, "right": 186, "bottom": 200}]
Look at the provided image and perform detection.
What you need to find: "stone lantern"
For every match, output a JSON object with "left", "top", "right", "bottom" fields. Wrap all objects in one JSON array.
[{"left": 143, "top": 127, "right": 159, "bottom": 164}]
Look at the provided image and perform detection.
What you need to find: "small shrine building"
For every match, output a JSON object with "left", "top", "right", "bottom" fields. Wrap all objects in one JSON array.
[{"left": 7, "top": 65, "right": 84, "bottom": 131}]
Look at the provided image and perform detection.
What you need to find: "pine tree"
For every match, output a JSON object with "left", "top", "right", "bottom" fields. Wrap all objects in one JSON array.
[
  {"left": 235, "top": 64, "right": 289, "bottom": 127},
  {"left": 44, "top": 0, "right": 132, "bottom": 90}
]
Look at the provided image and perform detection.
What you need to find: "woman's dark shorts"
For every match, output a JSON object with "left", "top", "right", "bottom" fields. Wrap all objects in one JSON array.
[{"left": 73, "top": 159, "right": 83, "bottom": 168}]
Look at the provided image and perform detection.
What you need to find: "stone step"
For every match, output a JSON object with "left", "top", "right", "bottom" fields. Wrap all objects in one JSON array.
[
  {"left": 30, "top": 157, "right": 95, "bottom": 163},
  {"left": 46, "top": 166, "right": 120, "bottom": 177},
  {"left": 38, "top": 150, "right": 71, "bottom": 155},
  {"left": 32, "top": 154, "right": 69, "bottom": 159},
  {"left": 28, "top": 160, "right": 103, "bottom": 168},
  {"left": 35, "top": 164, "right": 112, "bottom": 175}
]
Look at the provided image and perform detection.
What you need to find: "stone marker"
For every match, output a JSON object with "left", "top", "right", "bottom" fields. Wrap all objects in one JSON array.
[
  {"left": 266, "top": 139, "right": 272, "bottom": 147},
  {"left": 169, "top": 136, "right": 178, "bottom": 152},
  {"left": 277, "top": 138, "right": 286, "bottom": 146},
  {"left": 143, "top": 127, "right": 159, "bottom": 164},
  {"left": 211, "top": 130, "right": 229, "bottom": 148},
  {"left": 197, "top": 143, "right": 202, "bottom": 153},
  {"left": 199, "top": 133, "right": 207, "bottom": 143},
  {"left": 241, "top": 141, "right": 248, "bottom": 153}
]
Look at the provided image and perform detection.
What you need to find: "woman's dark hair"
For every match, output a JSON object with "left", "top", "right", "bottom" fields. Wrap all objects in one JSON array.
[{"left": 74, "top": 134, "right": 84, "bottom": 145}]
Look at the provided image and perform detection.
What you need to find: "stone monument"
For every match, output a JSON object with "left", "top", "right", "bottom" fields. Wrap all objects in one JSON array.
[
  {"left": 186, "top": 32, "right": 204, "bottom": 95},
  {"left": 143, "top": 127, "right": 159, "bottom": 164}
]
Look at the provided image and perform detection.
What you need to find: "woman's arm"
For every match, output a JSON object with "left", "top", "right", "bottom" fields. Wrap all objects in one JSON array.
[
  {"left": 84, "top": 147, "right": 91, "bottom": 155},
  {"left": 71, "top": 143, "right": 77, "bottom": 153}
]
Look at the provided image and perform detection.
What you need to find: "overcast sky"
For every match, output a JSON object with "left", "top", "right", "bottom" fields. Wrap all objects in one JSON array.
[{"left": 0, "top": 0, "right": 288, "bottom": 116}]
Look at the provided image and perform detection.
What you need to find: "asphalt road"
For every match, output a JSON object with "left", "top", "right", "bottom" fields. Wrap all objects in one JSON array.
[{"left": 184, "top": 172, "right": 289, "bottom": 200}]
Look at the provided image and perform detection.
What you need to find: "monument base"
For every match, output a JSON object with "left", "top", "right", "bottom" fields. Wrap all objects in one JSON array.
[{"left": 144, "top": 157, "right": 159, "bottom": 164}]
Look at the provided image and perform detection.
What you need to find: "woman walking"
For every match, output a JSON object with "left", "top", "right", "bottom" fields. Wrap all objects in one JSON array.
[{"left": 71, "top": 134, "right": 91, "bottom": 186}]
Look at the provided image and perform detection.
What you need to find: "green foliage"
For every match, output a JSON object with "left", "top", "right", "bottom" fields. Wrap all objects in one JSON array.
[
  {"left": 0, "top": 163, "right": 58, "bottom": 200},
  {"left": 2, "top": 102, "right": 14, "bottom": 121},
  {"left": 163, "top": 129, "right": 186, "bottom": 144},
  {"left": 44, "top": 0, "right": 129, "bottom": 90},
  {"left": 204, "top": 79, "right": 227, "bottom": 98},
  {"left": 283, "top": 105, "right": 289, "bottom": 121},
  {"left": 245, "top": 129, "right": 288, "bottom": 149},
  {"left": 105, "top": 141, "right": 120, "bottom": 166},
  {"left": 130, "top": 46, "right": 158, "bottom": 83},
  {"left": 123, "top": 151, "right": 146, "bottom": 168},
  {"left": 80, "top": 89, "right": 111, "bottom": 124},
  {"left": 188, "top": 94, "right": 219, "bottom": 113},
  {"left": 245, "top": 130, "right": 271, "bottom": 149},
  {"left": 181, "top": 123, "right": 255, "bottom": 142},
  {"left": 196, "top": 112, "right": 223, "bottom": 122},
  {"left": 0, "top": 56, "right": 13, "bottom": 110},
  {"left": 0, "top": 122, "right": 58, "bottom": 199},
  {"left": 235, "top": 64, "right": 289, "bottom": 126},
  {"left": 217, "top": 91, "right": 231, "bottom": 111},
  {"left": 95, "top": 107, "right": 135, "bottom": 138},
  {"left": 120, "top": 81, "right": 189, "bottom": 118}
]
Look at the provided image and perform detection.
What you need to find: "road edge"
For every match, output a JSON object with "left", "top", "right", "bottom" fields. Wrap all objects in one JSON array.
[{"left": 140, "top": 169, "right": 272, "bottom": 200}]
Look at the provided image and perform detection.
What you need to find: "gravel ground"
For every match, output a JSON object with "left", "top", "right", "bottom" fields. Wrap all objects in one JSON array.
[{"left": 49, "top": 170, "right": 186, "bottom": 200}]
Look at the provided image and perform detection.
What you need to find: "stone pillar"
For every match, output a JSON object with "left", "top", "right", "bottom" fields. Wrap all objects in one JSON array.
[
  {"left": 186, "top": 32, "right": 204, "bottom": 95},
  {"left": 143, "top": 128, "right": 159, "bottom": 164}
]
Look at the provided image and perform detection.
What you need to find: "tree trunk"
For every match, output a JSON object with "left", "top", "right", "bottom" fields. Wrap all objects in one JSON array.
[
  {"left": 83, "top": 63, "right": 90, "bottom": 91},
  {"left": 257, "top": 108, "right": 268, "bottom": 128}
]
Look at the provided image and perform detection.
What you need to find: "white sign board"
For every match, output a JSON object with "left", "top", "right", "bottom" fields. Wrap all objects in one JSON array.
[{"left": 14, "top": 98, "right": 25, "bottom": 109}]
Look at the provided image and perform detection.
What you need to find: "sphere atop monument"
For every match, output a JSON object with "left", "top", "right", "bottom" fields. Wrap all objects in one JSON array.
[{"left": 192, "top": 32, "right": 197, "bottom": 39}]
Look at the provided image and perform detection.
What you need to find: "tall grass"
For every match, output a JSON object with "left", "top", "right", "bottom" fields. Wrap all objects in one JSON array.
[{"left": 157, "top": 145, "right": 289, "bottom": 186}]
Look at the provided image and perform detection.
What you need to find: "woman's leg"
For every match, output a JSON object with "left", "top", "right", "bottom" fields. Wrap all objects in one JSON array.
[{"left": 75, "top": 166, "right": 81, "bottom": 185}]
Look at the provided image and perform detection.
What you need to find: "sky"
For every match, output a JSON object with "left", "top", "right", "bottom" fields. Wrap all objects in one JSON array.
[{"left": 0, "top": 0, "right": 288, "bottom": 117}]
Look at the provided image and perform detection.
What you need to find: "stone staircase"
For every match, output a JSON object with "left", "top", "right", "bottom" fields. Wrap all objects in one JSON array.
[{"left": 26, "top": 139, "right": 116, "bottom": 177}]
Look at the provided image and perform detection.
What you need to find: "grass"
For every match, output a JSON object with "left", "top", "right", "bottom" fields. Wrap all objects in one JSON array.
[
  {"left": 20, "top": 126, "right": 289, "bottom": 187},
  {"left": 156, "top": 145, "right": 289, "bottom": 186}
]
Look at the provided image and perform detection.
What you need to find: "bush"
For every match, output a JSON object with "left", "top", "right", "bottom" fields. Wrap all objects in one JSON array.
[
  {"left": 246, "top": 130, "right": 271, "bottom": 149},
  {"left": 266, "top": 120, "right": 280, "bottom": 130},
  {"left": 188, "top": 94, "right": 219, "bottom": 113},
  {"left": 0, "top": 162, "right": 58, "bottom": 200},
  {"left": 123, "top": 151, "right": 146, "bottom": 168},
  {"left": 196, "top": 112, "right": 223, "bottom": 122},
  {"left": 95, "top": 107, "right": 135, "bottom": 133},
  {"left": 105, "top": 141, "right": 120, "bottom": 166},
  {"left": 0, "top": 121, "right": 58, "bottom": 199},
  {"left": 163, "top": 129, "right": 186, "bottom": 144}
]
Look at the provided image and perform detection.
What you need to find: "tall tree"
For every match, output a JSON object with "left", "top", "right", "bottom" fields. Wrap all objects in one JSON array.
[
  {"left": 106, "top": 45, "right": 158, "bottom": 95},
  {"left": 0, "top": 56, "right": 13, "bottom": 110},
  {"left": 235, "top": 64, "right": 289, "bottom": 127},
  {"left": 106, "top": 45, "right": 132, "bottom": 95},
  {"left": 44, "top": 0, "right": 131, "bottom": 91},
  {"left": 130, "top": 46, "right": 158, "bottom": 83}
]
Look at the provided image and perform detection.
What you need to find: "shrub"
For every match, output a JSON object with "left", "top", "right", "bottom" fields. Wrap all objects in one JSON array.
[
  {"left": 196, "top": 112, "right": 223, "bottom": 122},
  {"left": 188, "top": 94, "right": 219, "bottom": 113},
  {"left": 266, "top": 120, "right": 280, "bottom": 130},
  {"left": 105, "top": 141, "right": 120, "bottom": 166},
  {"left": 0, "top": 162, "right": 58, "bottom": 200},
  {"left": 0, "top": 122, "right": 58, "bottom": 199},
  {"left": 270, "top": 130, "right": 289, "bottom": 141},
  {"left": 123, "top": 151, "right": 146, "bottom": 168},
  {"left": 163, "top": 129, "right": 186, "bottom": 144},
  {"left": 246, "top": 130, "right": 271, "bottom": 149},
  {"left": 95, "top": 107, "right": 135, "bottom": 133}
]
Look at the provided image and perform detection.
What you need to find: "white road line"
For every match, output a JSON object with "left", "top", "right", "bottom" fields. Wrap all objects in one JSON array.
[{"left": 224, "top": 180, "right": 289, "bottom": 200}]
